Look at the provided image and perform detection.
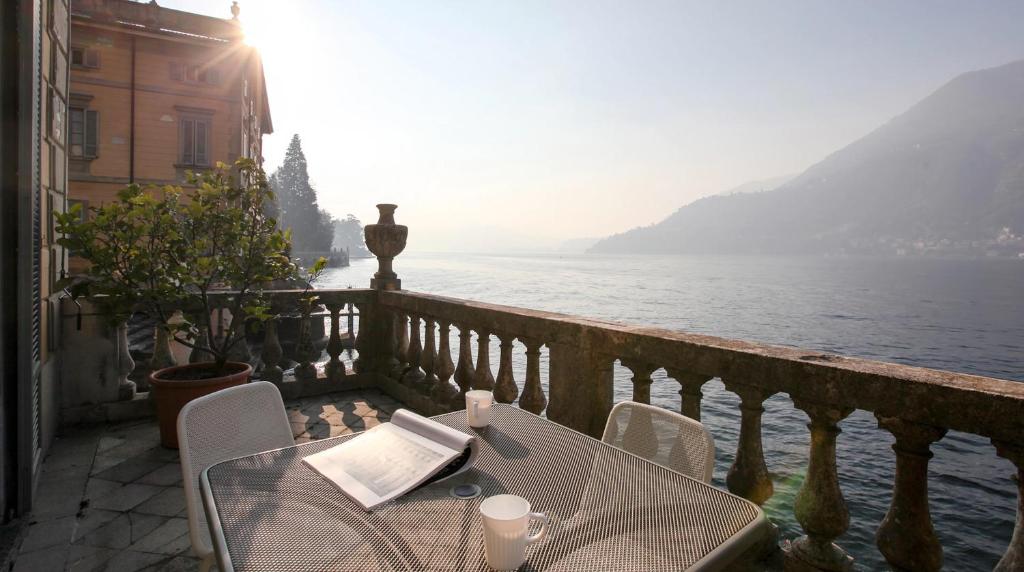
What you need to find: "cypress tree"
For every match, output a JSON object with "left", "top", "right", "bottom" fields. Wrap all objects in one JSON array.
[{"left": 269, "top": 134, "right": 334, "bottom": 253}]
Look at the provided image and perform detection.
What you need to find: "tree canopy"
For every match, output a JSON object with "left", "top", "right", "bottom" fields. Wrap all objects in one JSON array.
[
  {"left": 269, "top": 135, "right": 334, "bottom": 254},
  {"left": 333, "top": 214, "right": 369, "bottom": 256}
]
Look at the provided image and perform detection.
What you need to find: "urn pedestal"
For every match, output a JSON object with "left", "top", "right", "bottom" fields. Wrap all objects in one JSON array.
[
  {"left": 358, "top": 204, "right": 408, "bottom": 375},
  {"left": 364, "top": 204, "right": 408, "bottom": 291}
]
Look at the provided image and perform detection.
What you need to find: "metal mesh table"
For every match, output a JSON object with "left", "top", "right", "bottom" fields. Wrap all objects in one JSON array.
[{"left": 202, "top": 404, "right": 767, "bottom": 571}]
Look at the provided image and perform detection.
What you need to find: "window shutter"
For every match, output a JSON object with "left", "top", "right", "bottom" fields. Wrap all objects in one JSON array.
[
  {"left": 170, "top": 62, "right": 183, "bottom": 81},
  {"left": 84, "top": 49, "right": 99, "bottom": 68},
  {"left": 181, "top": 119, "right": 194, "bottom": 164},
  {"left": 69, "top": 107, "right": 84, "bottom": 156},
  {"left": 71, "top": 48, "right": 84, "bottom": 66},
  {"left": 205, "top": 68, "right": 219, "bottom": 85},
  {"left": 84, "top": 110, "right": 98, "bottom": 157},
  {"left": 195, "top": 121, "right": 208, "bottom": 165}
]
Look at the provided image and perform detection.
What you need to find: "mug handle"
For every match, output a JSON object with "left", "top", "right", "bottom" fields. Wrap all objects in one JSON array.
[{"left": 526, "top": 512, "right": 550, "bottom": 545}]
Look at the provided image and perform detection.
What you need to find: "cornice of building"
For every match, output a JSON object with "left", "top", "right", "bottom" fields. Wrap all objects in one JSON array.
[{"left": 71, "top": 0, "right": 243, "bottom": 46}]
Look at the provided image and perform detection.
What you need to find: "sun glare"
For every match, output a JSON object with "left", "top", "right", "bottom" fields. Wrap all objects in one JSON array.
[
  {"left": 242, "top": 17, "right": 263, "bottom": 48},
  {"left": 238, "top": 2, "right": 305, "bottom": 64},
  {"left": 239, "top": 3, "right": 276, "bottom": 49}
]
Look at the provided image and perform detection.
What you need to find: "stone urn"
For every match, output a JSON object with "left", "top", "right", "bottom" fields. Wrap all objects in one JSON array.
[{"left": 364, "top": 204, "right": 408, "bottom": 290}]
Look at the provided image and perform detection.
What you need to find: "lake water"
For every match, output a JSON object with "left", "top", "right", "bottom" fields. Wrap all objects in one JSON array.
[{"left": 321, "top": 253, "right": 1024, "bottom": 570}]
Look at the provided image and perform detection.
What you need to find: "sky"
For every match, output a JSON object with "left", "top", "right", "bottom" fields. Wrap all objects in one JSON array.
[{"left": 161, "top": 0, "right": 1024, "bottom": 252}]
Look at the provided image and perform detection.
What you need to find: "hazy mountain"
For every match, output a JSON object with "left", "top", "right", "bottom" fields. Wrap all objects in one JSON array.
[
  {"left": 590, "top": 59, "right": 1024, "bottom": 257},
  {"left": 713, "top": 174, "right": 796, "bottom": 197}
]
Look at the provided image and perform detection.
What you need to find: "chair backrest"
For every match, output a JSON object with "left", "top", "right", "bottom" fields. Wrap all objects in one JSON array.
[
  {"left": 177, "top": 381, "right": 294, "bottom": 558},
  {"left": 602, "top": 401, "right": 716, "bottom": 483}
]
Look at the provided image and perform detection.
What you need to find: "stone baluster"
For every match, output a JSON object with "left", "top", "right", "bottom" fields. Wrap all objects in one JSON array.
[
  {"left": 150, "top": 324, "right": 177, "bottom": 371},
  {"left": 619, "top": 360, "right": 658, "bottom": 459},
  {"left": 993, "top": 441, "right": 1024, "bottom": 572},
  {"left": 665, "top": 368, "right": 712, "bottom": 421},
  {"left": 396, "top": 312, "right": 410, "bottom": 367},
  {"left": 493, "top": 335, "right": 519, "bottom": 403},
  {"left": 722, "top": 378, "right": 776, "bottom": 505},
  {"left": 346, "top": 303, "right": 355, "bottom": 340},
  {"left": 621, "top": 359, "right": 656, "bottom": 404},
  {"left": 294, "top": 309, "right": 317, "bottom": 382},
  {"left": 212, "top": 308, "right": 226, "bottom": 353},
  {"left": 189, "top": 325, "right": 211, "bottom": 364},
  {"left": 473, "top": 331, "right": 495, "bottom": 391},
  {"left": 518, "top": 338, "right": 547, "bottom": 414},
  {"left": 875, "top": 415, "right": 947, "bottom": 572},
  {"left": 788, "top": 399, "right": 854, "bottom": 572},
  {"left": 353, "top": 302, "right": 369, "bottom": 373},
  {"left": 432, "top": 321, "right": 459, "bottom": 407},
  {"left": 261, "top": 318, "right": 283, "bottom": 383},
  {"left": 419, "top": 317, "right": 438, "bottom": 395},
  {"left": 225, "top": 315, "right": 252, "bottom": 365},
  {"left": 325, "top": 303, "right": 346, "bottom": 382},
  {"left": 453, "top": 325, "right": 475, "bottom": 402},
  {"left": 405, "top": 314, "right": 424, "bottom": 385},
  {"left": 115, "top": 321, "right": 136, "bottom": 400}
]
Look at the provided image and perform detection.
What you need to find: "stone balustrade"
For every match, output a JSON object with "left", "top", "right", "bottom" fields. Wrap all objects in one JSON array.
[
  {"left": 374, "top": 289, "right": 1024, "bottom": 571},
  {"left": 125, "top": 205, "right": 1024, "bottom": 571},
  {"left": 138, "top": 288, "right": 377, "bottom": 402}
]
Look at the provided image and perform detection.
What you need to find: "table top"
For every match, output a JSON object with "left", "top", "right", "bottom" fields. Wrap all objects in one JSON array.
[{"left": 202, "top": 404, "right": 766, "bottom": 571}]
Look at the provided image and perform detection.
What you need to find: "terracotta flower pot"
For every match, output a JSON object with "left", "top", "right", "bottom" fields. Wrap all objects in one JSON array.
[{"left": 149, "top": 362, "right": 253, "bottom": 448}]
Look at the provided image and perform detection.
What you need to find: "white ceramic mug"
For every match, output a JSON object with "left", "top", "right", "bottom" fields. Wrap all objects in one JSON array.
[
  {"left": 479, "top": 494, "right": 549, "bottom": 570},
  {"left": 466, "top": 390, "right": 493, "bottom": 428}
]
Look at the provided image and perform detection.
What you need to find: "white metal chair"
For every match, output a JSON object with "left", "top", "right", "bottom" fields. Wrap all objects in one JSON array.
[
  {"left": 177, "top": 381, "right": 294, "bottom": 572},
  {"left": 601, "top": 400, "right": 716, "bottom": 483}
]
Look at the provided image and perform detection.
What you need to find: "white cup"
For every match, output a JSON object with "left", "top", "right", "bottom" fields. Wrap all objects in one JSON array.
[
  {"left": 479, "top": 494, "right": 549, "bottom": 570},
  {"left": 466, "top": 390, "right": 493, "bottom": 428}
]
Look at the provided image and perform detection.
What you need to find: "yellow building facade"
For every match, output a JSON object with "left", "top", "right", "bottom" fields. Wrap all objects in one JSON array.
[{"left": 69, "top": 0, "right": 273, "bottom": 207}]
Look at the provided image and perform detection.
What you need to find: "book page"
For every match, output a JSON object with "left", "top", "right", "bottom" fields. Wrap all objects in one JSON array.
[
  {"left": 303, "top": 422, "right": 460, "bottom": 509},
  {"left": 389, "top": 410, "right": 480, "bottom": 479},
  {"left": 391, "top": 409, "right": 475, "bottom": 451}
]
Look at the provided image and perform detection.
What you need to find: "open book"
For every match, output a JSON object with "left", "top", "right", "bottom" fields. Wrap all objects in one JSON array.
[{"left": 302, "top": 409, "right": 479, "bottom": 511}]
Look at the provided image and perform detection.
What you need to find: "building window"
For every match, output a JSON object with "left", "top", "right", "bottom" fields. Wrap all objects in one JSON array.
[
  {"left": 69, "top": 107, "right": 98, "bottom": 158},
  {"left": 179, "top": 118, "right": 210, "bottom": 166},
  {"left": 70, "top": 46, "right": 99, "bottom": 69},
  {"left": 170, "top": 62, "right": 219, "bottom": 85}
]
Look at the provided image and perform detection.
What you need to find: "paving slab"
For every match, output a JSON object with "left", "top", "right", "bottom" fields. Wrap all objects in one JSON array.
[
  {"left": 85, "top": 477, "right": 123, "bottom": 501},
  {"left": 12, "top": 544, "right": 70, "bottom": 572},
  {"left": 129, "top": 517, "right": 191, "bottom": 555},
  {"left": 137, "top": 464, "right": 183, "bottom": 487},
  {"left": 74, "top": 513, "right": 136, "bottom": 549},
  {"left": 94, "top": 459, "right": 167, "bottom": 484},
  {"left": 133, "top": 446, "right": 181, "bottom": 464},
  {"left": 101, "top": 549, "right": 168, "bottom": 572},
  {"left": 72, "top": 509, "right": 121, "bottom": 542},
  {"left": 20, "top": 515, "right": 76, "bottom": 552},
  {"left": 32, "top": 475, "right": 88, "bottom": 521},
  {"left": 91, "top": 483, "right": 165, "bottom": 512},
  {"left": 145, "top": 554, "right": 200, "bottom": 571},
  {"left": 66, "top": 543, "right": 118, "bottom": 572},
  {"left": 133, "top": 487, "right": 186, "bottom": 517}
]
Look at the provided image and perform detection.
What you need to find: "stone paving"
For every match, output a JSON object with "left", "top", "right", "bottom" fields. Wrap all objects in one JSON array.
[{"left": 13, "top": 389, "right": 401, "bottom": 572}]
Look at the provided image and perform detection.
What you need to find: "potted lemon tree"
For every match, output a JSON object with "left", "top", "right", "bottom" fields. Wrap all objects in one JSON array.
[{"left": 57, "top": 159, "right": 297, "bottom": 447}]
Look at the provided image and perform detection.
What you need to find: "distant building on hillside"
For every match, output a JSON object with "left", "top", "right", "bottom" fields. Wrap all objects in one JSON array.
[{"left": 68, "top": 0, "right": 273, "bottom": 209}]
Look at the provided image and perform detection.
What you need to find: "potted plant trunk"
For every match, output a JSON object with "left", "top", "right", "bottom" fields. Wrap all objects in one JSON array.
[{"left": 58, "top": 159, "right": 299, "bottom": 447}]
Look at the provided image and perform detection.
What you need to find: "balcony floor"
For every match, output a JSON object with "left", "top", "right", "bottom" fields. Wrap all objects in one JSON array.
[{"left": 13, "top": 389, "right": 402, "bottom": 572}]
